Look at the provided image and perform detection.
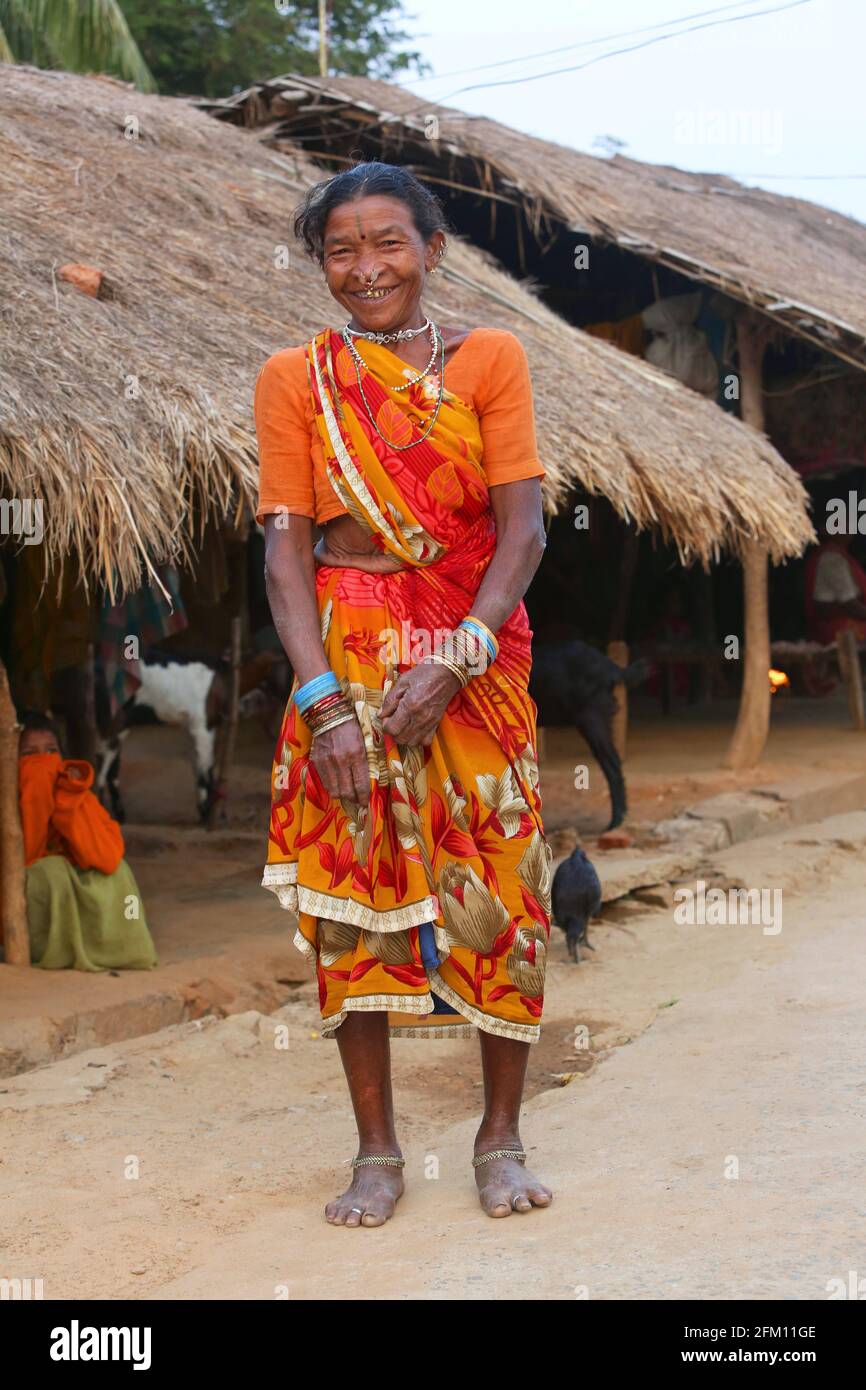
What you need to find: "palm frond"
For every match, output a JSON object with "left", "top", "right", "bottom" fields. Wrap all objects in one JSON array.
[
  {"left": 0, "top": 21, "right": 15, "bottom": 62},
  {"left": 1, "top": 0, "right": 155, "bottom": 89},
  {"left": 0, "top": 0, "right": 34, "bottom": 57}
]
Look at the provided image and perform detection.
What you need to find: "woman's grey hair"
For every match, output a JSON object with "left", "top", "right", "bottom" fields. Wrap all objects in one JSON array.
[{"left": 293, "top": 161, "right": 450, "bottom": 265}]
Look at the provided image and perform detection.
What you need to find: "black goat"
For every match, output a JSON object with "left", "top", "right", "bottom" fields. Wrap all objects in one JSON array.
[{"left": 530, "top": 640, "right": 648, "bottom": 830}]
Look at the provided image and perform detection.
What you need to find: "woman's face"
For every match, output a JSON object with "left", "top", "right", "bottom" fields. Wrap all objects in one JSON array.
[
  {"left": 19, "top": 728, "right": 61, "bottom": 757},
  {"left": 321, "top": 194, "right": 444, "bottom": 332}
]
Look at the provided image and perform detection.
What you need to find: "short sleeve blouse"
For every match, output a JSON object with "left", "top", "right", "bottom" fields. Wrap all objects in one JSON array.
[{"left": 254, "top": 327, "right": 545, "bottom": 525}]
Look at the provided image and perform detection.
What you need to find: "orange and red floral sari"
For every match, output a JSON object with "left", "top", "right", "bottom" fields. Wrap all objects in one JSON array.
[{"left": 263, "top": 330, "right": 551, "bottom": 1041}]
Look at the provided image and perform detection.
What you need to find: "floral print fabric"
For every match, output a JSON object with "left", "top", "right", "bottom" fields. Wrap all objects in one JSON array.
[{"left": 262, "top": 331, "right": 551, "bottom": 1041}]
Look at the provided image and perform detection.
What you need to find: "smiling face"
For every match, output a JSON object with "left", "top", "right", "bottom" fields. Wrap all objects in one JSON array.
[{"left": 321, "top": 194, "right": 445, "bottom": 333}]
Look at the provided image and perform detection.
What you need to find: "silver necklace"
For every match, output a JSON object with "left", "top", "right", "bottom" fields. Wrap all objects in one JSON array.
[
  {"left": 342, "top": 322, "right": 446, "bottom": 451},
  {"left": 343, "top": 319, "right": 436, "bottom": 393},
  {"left": 346, "top": 316, "right": 431, "bottom": 345}
]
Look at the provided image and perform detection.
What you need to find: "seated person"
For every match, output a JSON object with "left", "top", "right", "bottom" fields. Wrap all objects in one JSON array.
[
  {"left": 805, "top": 527, "right": 866, "bottom": 645},
  {"left": 13, "top": 714, "right": 157, "bottom": 972}
]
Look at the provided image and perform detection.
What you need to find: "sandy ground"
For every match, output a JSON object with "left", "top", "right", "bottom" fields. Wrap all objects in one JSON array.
[{"left": 3, "top": 810, "right": 865, "bottom": 1301}]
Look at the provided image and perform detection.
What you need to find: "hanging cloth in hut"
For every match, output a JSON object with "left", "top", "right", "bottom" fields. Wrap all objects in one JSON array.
[
  {"left": 8, "top": 546, "right": 94, "bottom": 710},
  {"left": 584, "top": 312, "right": 646, "bottom": 357},
  {"left": 98, "top": 566, "right": 188, "bottom": 718},
  {"left": 642, "top": 292, "right": 718, "bottom": 397}
]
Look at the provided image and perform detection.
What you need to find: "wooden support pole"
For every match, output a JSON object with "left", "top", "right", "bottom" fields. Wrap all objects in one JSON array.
[
  {"left": 724, "top": 314, "right": 772, "bottom": 771},
  {"left": 0, "top": 659, "right": 30, "bottom": 966},
  {"left": 836, "top": 628, "right": 866, "bottom": 731},
  {"left": 606, "top": 526, "right": 638, "bottom": 763},
  {"left": 694, "top": 566, "right": 716, "bottom": 704},
  {"left": 607, "top": 639, "right": 629, "bottom": 762},
  {"left": 608, "top": 528, "right": 639, "bottom": 644},
  {"left": 206, "top": 616, "right": 242, "bottom": 831}
]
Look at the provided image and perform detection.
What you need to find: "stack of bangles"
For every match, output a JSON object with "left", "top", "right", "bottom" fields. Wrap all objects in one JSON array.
[
  {"left": 294, "top": 672, "right": 356, "bottom": 738},
  {"left": 420, "top": 614, "right": 500, "bottom": 688}
]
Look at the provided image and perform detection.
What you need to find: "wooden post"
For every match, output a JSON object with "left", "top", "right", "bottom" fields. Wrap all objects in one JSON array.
[
  {"left": 83, "top": 643, "right": 98, "bottom": 768},
  {"left": 607, "top": 639, "right": 629, "bottom": 761},
  {"left": 724, "top": 314, "right": 772, "bottom": 771},
  {"left": 836, "top": 628, "right": 866, "bottom": 730},
  {"left": 694, "top": 566, "right": 716, "bottom": 704},
  {"left": 0, "top": 658, "right": 30, "bottom": 965},
  {"left": 206, "top": 616, "right": 242, "bottom": 831},
  {"left": 608, "top": 528, "right": 639, "bottom": 644},
  {"left": 607, "top": 525, "right": 638, "bottom": 763}
]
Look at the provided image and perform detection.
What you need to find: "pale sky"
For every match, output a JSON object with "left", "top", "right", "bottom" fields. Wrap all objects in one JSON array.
[{"left": 396, "top": 0, "right": 866, "bottom": 223}]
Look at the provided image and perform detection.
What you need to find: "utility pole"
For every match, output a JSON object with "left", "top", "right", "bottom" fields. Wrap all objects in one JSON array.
[{"left": 318, "top": 0, "right": 328, "bottom": 77}]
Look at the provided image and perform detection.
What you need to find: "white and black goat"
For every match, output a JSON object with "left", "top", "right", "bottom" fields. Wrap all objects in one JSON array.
[{"left": 95, "top": 649, "right": 287, "bottom": 823}]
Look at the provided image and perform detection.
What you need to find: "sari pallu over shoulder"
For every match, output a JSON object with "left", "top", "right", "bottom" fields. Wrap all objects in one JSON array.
[
  {"left": 263, "top": 329, "right": 551, "bottom": 1042},
  {"left": 308, "top": 329, "right": 536, "bottom": 742}
]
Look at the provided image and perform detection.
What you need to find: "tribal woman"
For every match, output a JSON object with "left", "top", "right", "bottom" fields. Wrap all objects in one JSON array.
[{"left": 254, "top": 163, "right": 553, "bottom": 1226}]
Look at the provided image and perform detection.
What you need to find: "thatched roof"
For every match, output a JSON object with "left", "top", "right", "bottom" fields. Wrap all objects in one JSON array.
[
  {"left": 201, "top": 73, "right": 866, "bottom": 371},
  {"left": 0, "top": 65, "right": 811, "bottom": 596}
]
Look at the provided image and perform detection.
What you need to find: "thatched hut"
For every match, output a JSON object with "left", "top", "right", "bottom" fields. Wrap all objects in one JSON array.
[
  {"left": 201, "top": 72, "right": 866, "bottom": 766},
  {"left": 0, "top": 65, "right": 810, "bottom": 586},
  {"left": 200, "top": 73, "right": 866, "bottom": 368},
  {"left": 0, "top": 65, "right": 812, "bottom": 960}
]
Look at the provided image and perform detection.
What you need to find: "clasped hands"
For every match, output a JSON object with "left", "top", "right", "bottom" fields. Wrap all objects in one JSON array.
[
  {"left": 308, "top": 662, "right": 461, "bottom": 810},
  {"left": 380, "top": 660, "right": 462, "bottom": 744}
]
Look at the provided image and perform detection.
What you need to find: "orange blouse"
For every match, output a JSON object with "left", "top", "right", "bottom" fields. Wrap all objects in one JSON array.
[{"left": 254, "top": 326, "right": 545, "bottom": 526}]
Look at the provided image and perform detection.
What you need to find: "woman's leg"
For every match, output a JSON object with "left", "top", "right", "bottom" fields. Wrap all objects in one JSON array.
[
  {"left": 474, "top": 1032, "right": 553, "bottom": 1217},
  {"left": 325, "top": 1011, "right": 405, "bottom": 1228}
]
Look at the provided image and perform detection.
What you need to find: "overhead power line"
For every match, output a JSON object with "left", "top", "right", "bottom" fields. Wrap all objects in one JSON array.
[
  {"left": 419, "top": 0, "right": 815, "bottom": 105},
  {"left": 731, "top": 173, "right": 866, "bottom": 180},
  {"left": 410, "top": 0, "right": 765, "bottom": 85}
]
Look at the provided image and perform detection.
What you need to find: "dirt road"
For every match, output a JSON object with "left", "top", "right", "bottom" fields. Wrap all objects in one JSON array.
[{"left": 3, "top": 814, "right": 865, "bottom": 1301}]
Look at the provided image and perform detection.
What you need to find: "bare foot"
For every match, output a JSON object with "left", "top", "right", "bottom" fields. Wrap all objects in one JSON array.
[
  {"left": 325, "top": 1161, "right": 405, "bottom": 1228},
  {"left": 474, "top": 1137, "right": 553, "bottom": 1218}
]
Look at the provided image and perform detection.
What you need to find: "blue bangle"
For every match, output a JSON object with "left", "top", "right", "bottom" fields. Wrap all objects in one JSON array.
[
  {"left": 458, "top": 618, "right": 497, "bottom": 660},
  {"left": 295, "top": 671, "right": 339, "bottom": 712}
]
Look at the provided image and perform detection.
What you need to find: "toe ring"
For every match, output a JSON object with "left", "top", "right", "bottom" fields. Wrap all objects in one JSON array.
[{"left": 472, "top": 1148, "right": 527, "bottom": 1167}]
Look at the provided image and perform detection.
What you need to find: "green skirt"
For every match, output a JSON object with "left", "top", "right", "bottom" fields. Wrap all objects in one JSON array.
[{"left": 25, "top": 855, "right": 158, "bottom": 972}]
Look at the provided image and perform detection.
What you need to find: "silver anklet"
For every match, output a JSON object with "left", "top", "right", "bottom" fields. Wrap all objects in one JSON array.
[
  {"left": 351, "top": 1154, "right": 405, "bottom": 1168},
  {"left": 472, "top": 1148, "right": 526, "bottom": 1167}
]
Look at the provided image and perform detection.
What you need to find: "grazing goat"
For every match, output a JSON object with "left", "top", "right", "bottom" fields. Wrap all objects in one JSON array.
[
  {"left": 530, "top": 640, "right": 648, "bottom": 830},
  {"left": 551, "top": 845, "right": 603, "bottom": 962}
]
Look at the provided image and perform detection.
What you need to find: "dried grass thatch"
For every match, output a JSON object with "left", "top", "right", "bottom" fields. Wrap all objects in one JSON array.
[
  {"left": 202, "top": 73, "right": 866, "bottom": 370},
  {"left": 0, "top": 64, "right": 811, "bottom": 596}
]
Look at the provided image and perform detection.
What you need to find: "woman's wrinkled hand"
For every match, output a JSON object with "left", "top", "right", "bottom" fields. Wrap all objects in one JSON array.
[
  {"left": 381, "top": 664, "right": 462, "bottom": 746},
  {"left": 309, "top": 715, "right": 371, "bottom": 807}
]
